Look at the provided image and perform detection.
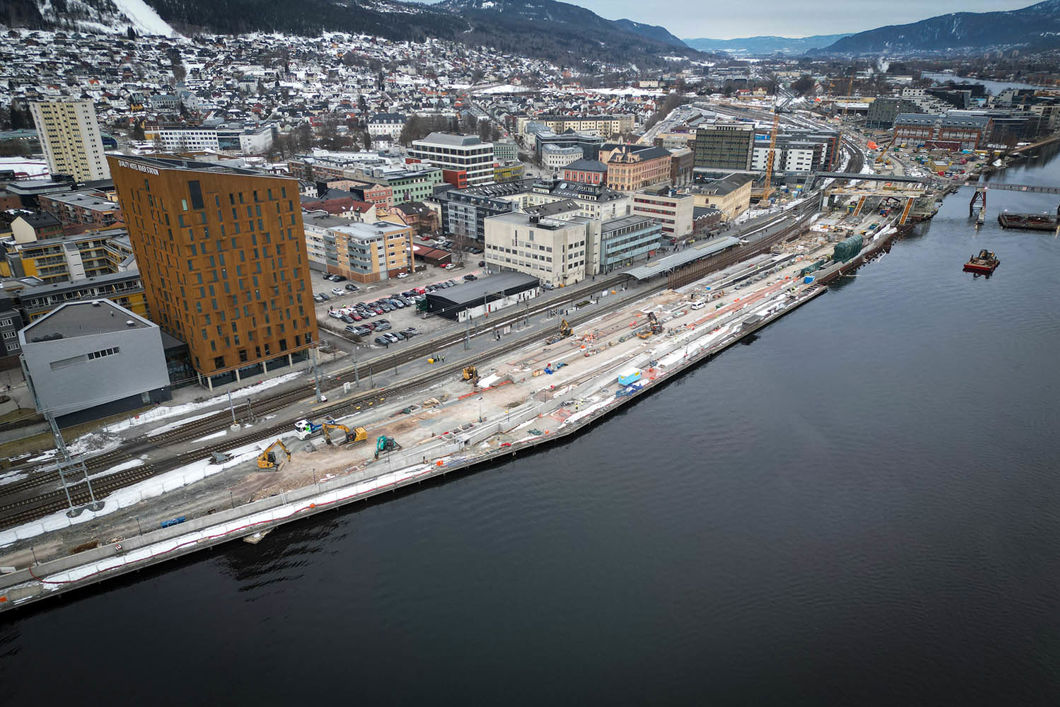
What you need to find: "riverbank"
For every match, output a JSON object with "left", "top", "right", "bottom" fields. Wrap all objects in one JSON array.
[{"left": 0, "top": 271, "right": 833, "bottom": 611}]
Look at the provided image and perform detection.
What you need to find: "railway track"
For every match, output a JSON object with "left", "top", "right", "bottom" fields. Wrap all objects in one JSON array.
[{"left": 0, "top": 152, "right": 864, "bottom": 530}]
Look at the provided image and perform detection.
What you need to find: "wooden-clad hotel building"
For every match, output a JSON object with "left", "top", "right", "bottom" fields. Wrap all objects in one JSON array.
[{"left": 109, "top": 155, "right": 318, "bottom": 388}]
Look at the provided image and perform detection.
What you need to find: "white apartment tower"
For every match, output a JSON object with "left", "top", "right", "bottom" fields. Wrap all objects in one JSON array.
[{"left": 30, "top": 99, "right": 110, "bottom": 182}]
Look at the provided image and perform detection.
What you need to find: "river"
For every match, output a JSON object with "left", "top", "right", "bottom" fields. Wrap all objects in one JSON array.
[{"left": 2, "top": 154, "right": 1059, "bottom": 705}]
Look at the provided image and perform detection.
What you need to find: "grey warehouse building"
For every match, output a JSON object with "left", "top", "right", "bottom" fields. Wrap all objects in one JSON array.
[
  {"left": 424, "top": 272, "right": 540, "bottom": 320},
  {"left": 20, "top": 300, "right": 171, "bottom": 423}
]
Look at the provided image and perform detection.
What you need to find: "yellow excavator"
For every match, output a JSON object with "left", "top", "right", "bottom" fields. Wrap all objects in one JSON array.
[
  {"left": 545, "top": 318, "right": 574, "bottom": 345},
  {"left": 636, "top": 312, "right": 663, "bottom": 340},
  {"left": 258, "top": 439, "right": 291, "bottom": 469},
  {"left": 462, "top": 365, "right": 478, "bottom": 383},
  {"left": 322, "top": 422, "right": 368, "bottom": 446}
]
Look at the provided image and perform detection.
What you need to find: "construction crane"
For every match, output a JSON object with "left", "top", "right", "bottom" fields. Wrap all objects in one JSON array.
[
  {"left": 258, "top": 439, "right": 291, "bottom": 469},
  {"left": 761, "top": 91, "right": 795, "bottom": 204},
  {"left": 322, "top": 422, "right": 367, "bottom": 446}
]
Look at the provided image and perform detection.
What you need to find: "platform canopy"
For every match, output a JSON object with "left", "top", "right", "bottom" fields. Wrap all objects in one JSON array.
[{"left": 626, "top": 236, "right": 742, "bottom": 281}]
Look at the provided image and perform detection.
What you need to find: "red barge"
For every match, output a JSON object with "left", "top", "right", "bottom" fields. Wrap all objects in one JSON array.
[{"left": 964, "top": 249, "right": 1000, "bottom": 274}]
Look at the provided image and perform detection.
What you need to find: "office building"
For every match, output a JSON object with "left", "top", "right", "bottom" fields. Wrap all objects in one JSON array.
[
  {"left": 493, "top": 138, "right": 519, "bottom": 163},
  {"left": 484, "top": 211, "right": 598, "bottom": 287},
  {"left": 19, "top": 300, "right": 170, "bottom": 419},
  {"left": 866, "top": 98, "right": 921, "bottom": 129},
  {"left": 29, "top": 99, "right": 110, "bottom": 182},
  {"left": 631, "top": 188, "right": 694, "bottom": 238},
  {"left": 694, "top": 122, "right": 755, "bottom": 171},
  {"left": 893, "top": 113, "right": 991, "bottom": 151},
  {"left": 542, "top": 144, "right": 584, "bottom": 171},
  {"left": 599, "top": 144, "right": 672, "bottom": 192},
  {"left": 408, "top": 133, "right": 495, "bottom": 186},
  {"left": 686, "top": 174, "right": 752, "bottom": 221},
  {"left": 109, "top": 155, "right": 318, "bottom": 387},
  {"left": 533, "top": 129, "right": 605, "bottom": 160},
  {"left": 598, "top": 216, "right": 662, "bottom": 272},
  {"left": 563, "top": 159, "right": 608, "bottom": 186}
]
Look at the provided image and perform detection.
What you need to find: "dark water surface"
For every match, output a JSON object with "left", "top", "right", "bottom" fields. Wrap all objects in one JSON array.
[{"left": 2, "top": 154, "right": 1059, "bottom": 705}]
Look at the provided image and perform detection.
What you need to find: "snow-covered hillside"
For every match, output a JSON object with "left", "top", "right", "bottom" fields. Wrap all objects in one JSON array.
[{"left": 36, "top": 0, "right": 179, "bottom": 37}]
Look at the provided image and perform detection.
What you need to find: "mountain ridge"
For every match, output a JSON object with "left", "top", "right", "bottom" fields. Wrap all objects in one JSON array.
[
  {"left": 683, "top": 34, "right": 849, "bottom": 55},
  {"left": 2, "top": 0, "right": 703, "bottom": 67},
  {"left": 818, "top": 0, "right": 1060, "bottom": 54}
]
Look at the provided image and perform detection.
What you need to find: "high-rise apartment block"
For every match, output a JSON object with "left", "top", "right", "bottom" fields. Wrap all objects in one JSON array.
[
  {"left": 108, "top": 156, "right": 318, "bottom": 387},
  {"left": 30, "top": 99, "right": 110, "bottom": 182}
]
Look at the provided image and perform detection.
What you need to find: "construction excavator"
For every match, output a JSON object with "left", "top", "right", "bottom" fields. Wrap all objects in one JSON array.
[
  {"left": 545, "top": 318, "right": 574, "bottom": 345},
  {"left": 637, "top": 312, "right": 664, "bottom": 339},
  {"left": 258, "top": 439, "right": 292, "bottom": 469},
  {"left": 374, "top": 435, "right": 400, "bottom": 459},
  {"left": 462, "top": 365, "right": 479, "bottom": 383},
  {"left": 322, "top": 422, "right": 368, "bottom": 446}
]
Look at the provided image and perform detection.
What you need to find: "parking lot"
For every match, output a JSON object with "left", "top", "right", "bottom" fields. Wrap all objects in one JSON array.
[{"left": 310, "top": 260, "right": 489, "bottom": 351}]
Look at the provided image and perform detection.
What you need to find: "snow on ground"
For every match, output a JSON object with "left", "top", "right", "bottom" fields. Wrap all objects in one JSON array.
[
  {"left": 0, "top": 157, "right": 48, "bottom": 178},
  {"left": 0, "top": 470, "right": 27, "bottom": 487},
  {"left": 88, "top": 459, "right": 144, "bottom": 481},
  {"left": 193, "top": 430, "right": 228, "bottom": 443},
  {"left": 108, "top": 0, "right": 179, "bottom": 36},
  {"left": 25, "top": 432, "right": 119, "bottom": 464},
  {"left": 145, "top": 411, "right": 218, "bottom": 437},
  {"left": 585, "top": 87, "right": 665, "bottom": 97},
  {"left": 104, "top": 370, "right": 304, "bottom": 435},
  {"left": 0, "top": 439, "right": 268, "bottom": 548},
  {"left": 473, "top": 84, "right": 530, "bottom": 95},
  {"left": 22, "top": 456, "right": 460, "bottom": 588}
]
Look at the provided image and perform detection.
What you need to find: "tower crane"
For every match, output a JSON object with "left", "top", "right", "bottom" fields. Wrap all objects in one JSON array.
[{"left": 762, "top": 90, "right": 795, "bottom": 204}]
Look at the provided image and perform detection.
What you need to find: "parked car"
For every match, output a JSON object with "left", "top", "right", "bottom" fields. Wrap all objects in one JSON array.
[
  {"left": 332, "top": 274, "right": 347, "bottom": 282},
  {"left": 397, "top": 272, "right": 409, "bottom": 279},
  {"left": 354, "top": 326, "right": 372, "bottom": 336},
  {"left": 374, "top": 336, "right": 390, "bottom": 346},
  {"left": 375, "top": 322, "right": 392, "bottom": 332},
  {"left": 383, "top": 332, "right": 400, "bottom": 343},
  {"left": 313, "top": 294, "right": 325, "bottom": 302},
  {"left": 341, "top": 314, "right": 355, "bottom": 324},
  {"left": 327, "top": 310, "right": 342, "bottom": 319},
  {"left": 319, "top": 293, "right": 330, "bottom": 301},
  {"left": 463, "top": 274, "right": 477, "bottom": 281},
  {"left": 391, "top": 331, "right": 407, "bottom": 341},
  {"left": 331, "top": 287, "right": 345, "bottom": 296},
  {"left": 442, "top": 263, "right": 456, "bottom": 270},
  {"left": 401, "top": 327, "right": 420, "bottom": 337},
  {"left": 344, "top": 324, "right": 360, "bottom": 334},
  {"left": 344, "top": 283, "right": 360, "bottom": 292},
  {"left": 478, "top": 261, "right": 486, "bottom": 267}
]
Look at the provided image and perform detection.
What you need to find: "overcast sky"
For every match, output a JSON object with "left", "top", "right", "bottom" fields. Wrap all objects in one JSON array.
[{"left": 427, "top": 0, "right": 1038, "bottom": 39}]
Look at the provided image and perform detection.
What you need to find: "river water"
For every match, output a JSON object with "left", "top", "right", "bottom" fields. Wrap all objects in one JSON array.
[{"left": 2, "top": 154, "right": 1059, "bottom": 705}]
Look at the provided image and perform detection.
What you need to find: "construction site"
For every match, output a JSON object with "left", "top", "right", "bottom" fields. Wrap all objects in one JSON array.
[{"left": 0, "top": 193, "right": 907, "bottom": 609}]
